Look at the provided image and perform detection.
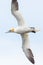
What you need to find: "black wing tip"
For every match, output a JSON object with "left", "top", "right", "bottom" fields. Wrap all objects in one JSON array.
[
  {"left": 30, "top": 57, "right": 35, "bottom": 64},
  {"left": 28, "top": 56, "right": 35, "bottom": 64},
  {"left": 12, "top": 0, "right": 19, "bottom": 10},
  {"left": 27, "top": 49, "right": 35, "bottom": 64},
  {"left": 12, "top": 0, "right": 17, "bottom": 3}
]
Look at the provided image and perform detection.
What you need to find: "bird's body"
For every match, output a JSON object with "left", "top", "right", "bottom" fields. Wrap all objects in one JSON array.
[
  {"left": 9, "top": 26, "right": 37, "bottom": 34},
  {"left": 6, "top": 0, "right": 40, "bottom": 64}
]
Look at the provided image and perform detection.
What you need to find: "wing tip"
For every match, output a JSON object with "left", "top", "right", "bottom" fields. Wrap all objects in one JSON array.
[
  {"left": 12, "top": 0, "right": 19, "bottom": 10},
  {"left": 27, "top": 49, "right": 35, "bottom": 64},
  {"left": 12, "top": 0, "right": 17, "bottom": 3},
  {"left": 29, "top": 57, "right": 35, "bottom": 64}
]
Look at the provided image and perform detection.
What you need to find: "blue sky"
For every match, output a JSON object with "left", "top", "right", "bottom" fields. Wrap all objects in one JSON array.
[{"left": 0, "top": 0, "right": 43, "bottom": 65}]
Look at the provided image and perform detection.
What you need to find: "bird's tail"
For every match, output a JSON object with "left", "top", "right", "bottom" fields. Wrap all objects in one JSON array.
[{"left": 23, "top": 48, "right": 35, "bottom": 64}]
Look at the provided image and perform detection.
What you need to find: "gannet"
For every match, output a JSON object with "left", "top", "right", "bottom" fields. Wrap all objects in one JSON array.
[{"left": 6, "top": 0, "right": 40, "bottom": 64}]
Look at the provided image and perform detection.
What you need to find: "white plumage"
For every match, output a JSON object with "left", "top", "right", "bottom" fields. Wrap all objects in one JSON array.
[{"left": 6, "top": 0, "right": 40, "bottom": 64}]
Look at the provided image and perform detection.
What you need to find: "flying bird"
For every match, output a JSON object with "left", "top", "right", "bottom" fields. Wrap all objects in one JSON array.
[{"left": 6, "top": 0, "right": 40, "bottom": 64}]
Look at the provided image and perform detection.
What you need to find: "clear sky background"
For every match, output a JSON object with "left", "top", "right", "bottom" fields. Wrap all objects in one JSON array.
[{"left": 0, "top": 0, "right": 43, "bottom": 65}]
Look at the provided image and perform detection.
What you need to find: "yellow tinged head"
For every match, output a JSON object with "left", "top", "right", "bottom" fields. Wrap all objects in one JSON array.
[
  {"left": 6, "top": 28, "right": 15, "bottom": 33},
  {"left": 10, "top": 28, "right": 15, "bottom": 32},
  {"left": 10, "top": 27, "right": 16, "bottom": 32}
]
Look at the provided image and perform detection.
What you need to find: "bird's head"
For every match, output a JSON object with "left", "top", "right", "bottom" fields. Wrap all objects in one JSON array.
[{"left": 6, "top": 28, "right": 15, "bottom": 33}]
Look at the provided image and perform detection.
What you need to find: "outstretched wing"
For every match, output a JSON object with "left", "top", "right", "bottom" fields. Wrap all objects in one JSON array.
[
  {"left": 21, "top": 33, "right": 35, "bottom": 64},
  {"left": 11, "top": 0, "right": 26, "bottom": 26}
]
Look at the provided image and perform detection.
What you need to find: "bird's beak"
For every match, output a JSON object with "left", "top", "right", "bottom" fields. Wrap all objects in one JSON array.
[
  {"left": 5, "top": 30, "right": 12, "bottom": 33},
  {"left": 5, "top": 28, "right": 15, "bottom": 33}
]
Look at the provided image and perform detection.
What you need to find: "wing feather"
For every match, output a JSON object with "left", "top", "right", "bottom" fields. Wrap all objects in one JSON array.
[
  {"left": 26, "top": 49, "right": 35, "bottom": 64},
  {"left": 21, "top": 33, "right": 30, "bottom": 49},
  {"left": 21, "top": 33, "right": 35, "bottom": 64},
  {"left": 12, "top": 0, "right": 17, "bottom": 3},
  {"left": 11, "top": 0, "right": 26, "bottom": 26}
]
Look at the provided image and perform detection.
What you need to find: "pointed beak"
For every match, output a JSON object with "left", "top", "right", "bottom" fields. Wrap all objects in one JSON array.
[{"left": 5, "top": 30, "right": 11, "bottom": 33}]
